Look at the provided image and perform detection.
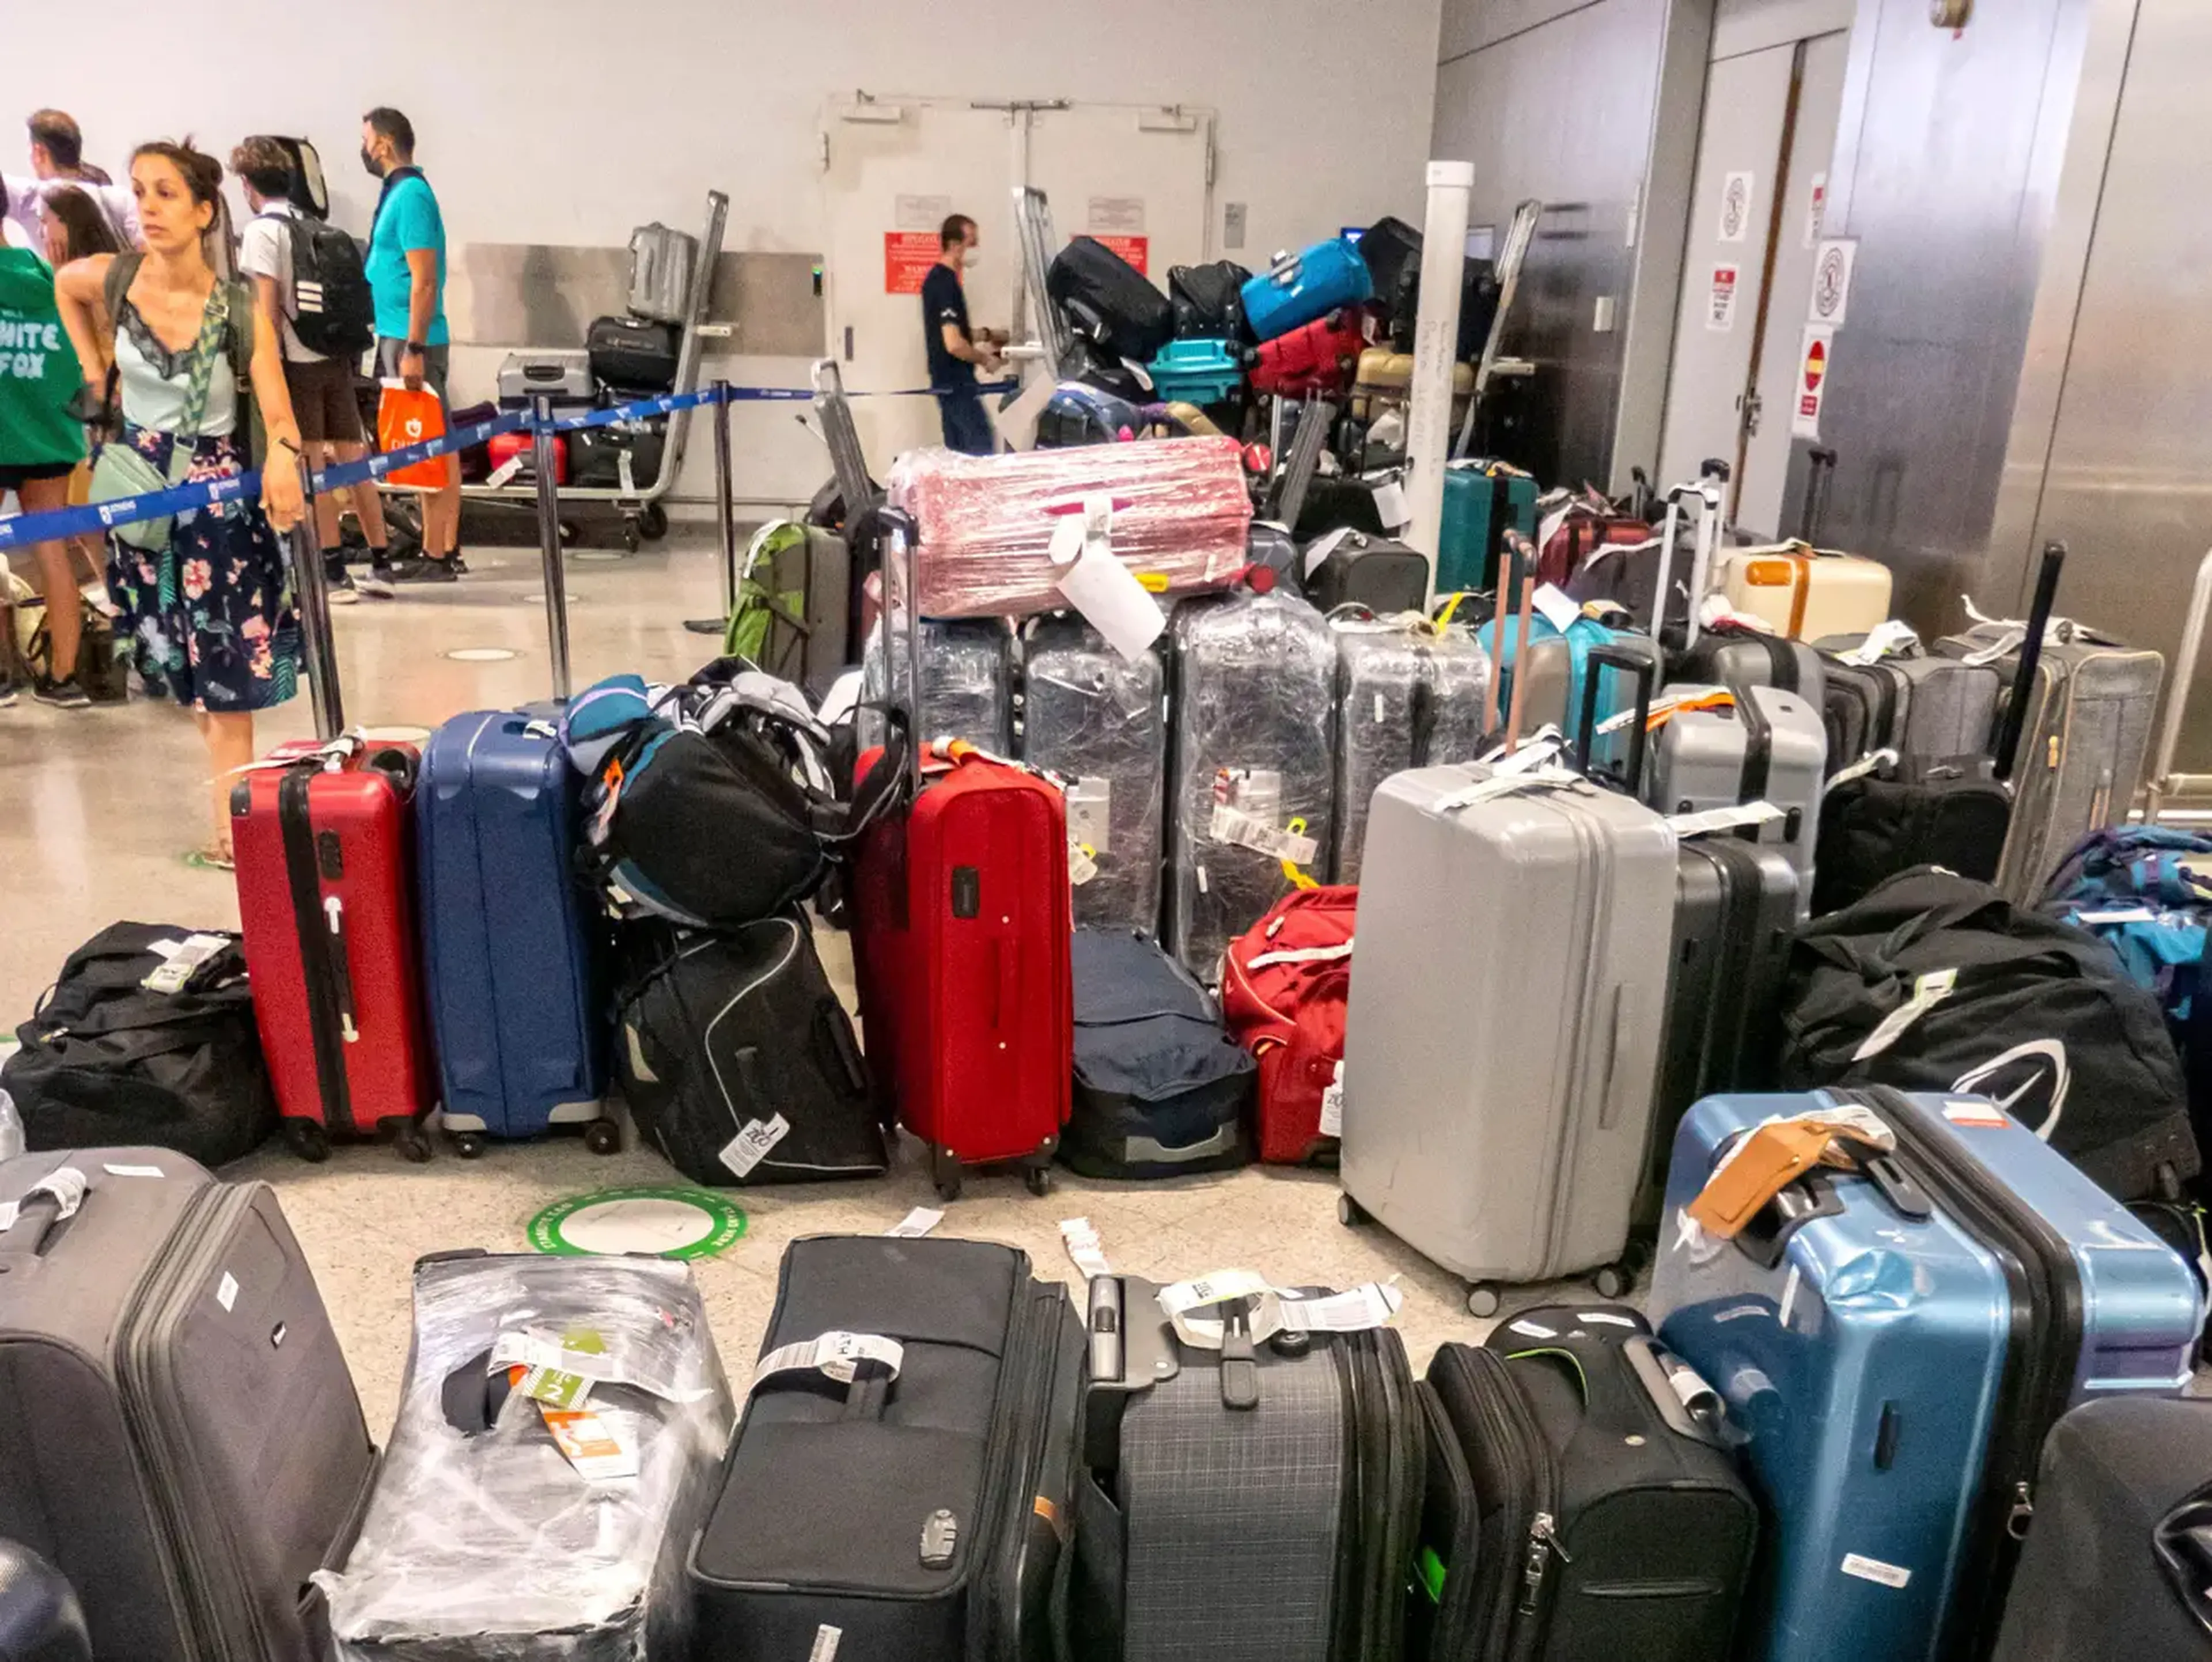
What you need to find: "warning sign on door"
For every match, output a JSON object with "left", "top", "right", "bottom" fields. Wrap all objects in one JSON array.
[
  {"left": 1718, "top": 172, "right": 1755, "bottom": 244},
  {"left": 1090, "top": 234, "right": 1150, "bottom": 276},
  {"left": 1803, "top": 172, "right": 1828, "bottom": 250},
  {"left": 1809, "top": 238, "right": 1858, "bottom": 327},
  {"left": 884, "top": 232, "right": 941, "bottom": 295},
  {"left": 1088, "top": 196, "right": 1147, "bottom": 236},
  {"left": 1707, "top": 264, "right": 1741, "bottom": 332},
  {"left": 1792, "top": 324, "right": 1835, "bottom": 439}
]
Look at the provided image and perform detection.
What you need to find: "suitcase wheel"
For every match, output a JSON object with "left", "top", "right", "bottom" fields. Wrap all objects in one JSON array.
[
  {"left": 584, "top": 1118, "right": 622, "bottom": 1156},
  {"left": 637, "top": 503, "right": 669, "bottom": 541},
  {"left": 1337, "top": 1193, "right": 1369, "bottom": 1228},
  {"left": 930, "top": 1144, "right": 964, "bottom": 1204},
  {"left": 1465, "top": 1283, "right": 1502, "bottom": 1320},
  {"left": 1024, "top": 1163, "right": 1053, "bottom": 1198},
  {"left": 1590, "top": 1263, "right": 1633, "bottom": 1301},
  {"left": 392, "top": 1122, "right": 434, "bottom": 1164},
  {"left": 450, "top": 1130, "right": 488, "bottom": 1160},
  {"left": 284, "top": 1118, "right": 332, "bottom": 1164}
]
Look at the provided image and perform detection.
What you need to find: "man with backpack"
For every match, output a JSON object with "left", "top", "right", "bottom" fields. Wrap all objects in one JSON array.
[{"left": 231, "top": 136, "right": 395, "bottom": 601}]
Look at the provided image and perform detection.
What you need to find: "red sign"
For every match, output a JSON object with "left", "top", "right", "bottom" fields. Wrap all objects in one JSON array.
[
  {"left": 1090, "top": 234, "right": 1149, "bottom": 276},
  {"left": 884, "top": 232, "right": 940, "bottom": 295},
  {"left": 1800, "top": 337, "right": 1828, "bottom": 414}
]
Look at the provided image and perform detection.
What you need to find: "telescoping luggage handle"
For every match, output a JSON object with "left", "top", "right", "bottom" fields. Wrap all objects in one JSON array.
[
  {"left": 1574, "top": 644, "right": 1656, "bottom": 791},
  {"left": 1991, "top": 542, "right": 2066, "bottom": 784},
  {"left": 1798, "top": 445, "right": 1838, "bottom": 545}
]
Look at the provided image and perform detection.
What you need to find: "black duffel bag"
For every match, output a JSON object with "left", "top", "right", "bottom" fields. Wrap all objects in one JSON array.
[
  {"left": 1048, "top": 237, "right": 1175, "bottom": 363},
  {"left": 1775, "top": 867, "right": 2202, "bottom": 1200},
  {"left": 1, "top": 923, "right": 275, "bottom": 1166},
  {"left": 569, "top": 422, "right": 665, "bottom": 490},
  {"left": 611, "top": 915, "right": 886, "bottom": 1185},
  {"left": 1062, "top": 927, "right": 1254, "bottom": 1180},
  {"left": 1167, "top": 259, "right": 1254, "bottom": 341},
  {"left": 586, "top": 314, "right": 680, "bottom": 393}
]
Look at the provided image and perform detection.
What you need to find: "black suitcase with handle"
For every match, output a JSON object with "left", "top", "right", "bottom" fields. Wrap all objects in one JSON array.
[
  {"left": 1048, "top": 237, "right": 1175, "bottom": 363},
  {"left": 586, "top": 314, "right": 680, "bottom": 392}
]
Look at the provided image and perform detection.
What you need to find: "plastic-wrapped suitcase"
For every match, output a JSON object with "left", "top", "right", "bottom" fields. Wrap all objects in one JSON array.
[
  {"left": 230, "top": 741, "right": 435, "bottom": 1160},
  {"left": 318, "top": 1251, "right": 733, "bottom": 1661},
  {"left": 687, "top": 1235, "right": 1081, "bottom": 1662},
  {"left": 1071, "top": 1272, "right": 1421, "bottom": 1662},
  {"left": 0, "top": 1540, "right": 89, "bottom": 1662},
  {"left": 1936, "top": 621, "right": 2164, "bottom": 902},
  {"left": 851, "top": 742, "right": 1073, "bottom": 1199},
  {"left": 1437, "top": 460, "right": 1537, "bottom": 595},
  {"left": 1019, "top": 616, "right": 1166, "bottom": 934},
  {"left": 1990, "top": 1398, "right": 2212, "bottom": 1662},
  {"left": 1166, "top": 588, "right": 1337, "bottom": 982},
  {"left": 859, "top": 616, "right": 1013, "bottom": 754},
  {"left": 1331, "top": 617, "right": 1490, "bottom": 884},
  {"left": 0, "top": 1149, "right": 376, "bottom": 1662},
  {"left": 1645, "top": 684, "right": 1826, "bottom": 913},
  {"left": 417, "top": 710, "right": 611, "bottom": 1156},
  {"left": 1650, "top": 1085, "right": 2204, "bottom": 1662},
  {"left": 1241, "top": 236, "right": 1374, "bottom": 343},
  {"left": 1339, "top": 761, "right": 1676, "bottom": 1314}
]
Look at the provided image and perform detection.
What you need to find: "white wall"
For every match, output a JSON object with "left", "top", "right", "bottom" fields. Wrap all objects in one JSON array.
[{"left": 10, "top": 0, "right": 1444, "bottom": 503}]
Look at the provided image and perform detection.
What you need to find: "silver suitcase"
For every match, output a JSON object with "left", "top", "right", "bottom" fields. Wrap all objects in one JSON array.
[
  {"left": 497, "top": 350, "right": 594, "bottom": 407},
  {"left": 1645, "top": 683, "right": 1827, "bottom": 913},
  {"left": 1938, "top": 624, "right": 2164, "bottom": 901},
  {"left": 858, "top": 616, "right": 1013, "bottom": 754},
  {"left": 1167, "top": 589, "right": 1336, "bottom": 982},
  {"left": 1020, "top": 616, "right": 1166, "bottom": 932},
  {"left": 1331, "top": 618, "right": 1490, "bottom": 883},
  {"left": 1815, "top": 633, "right": 2001, "bottom": 762},
  {"left": 1339, "top": 765, "right": 1676, "bottom": 1314},
  {"left": 626, "top": 222, "right": 698, "bottom": 324}
]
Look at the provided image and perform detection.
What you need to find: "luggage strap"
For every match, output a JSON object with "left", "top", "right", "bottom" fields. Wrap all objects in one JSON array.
[
  {"left": 1156, "top": 1269, "right": 1402, "bottom": 1408},
  {"left": 276, "top": 765, "right": 357, "bottom": 1136},
  {"left": 1244, "top": 940, "right": 1354, "bottom": 971}
]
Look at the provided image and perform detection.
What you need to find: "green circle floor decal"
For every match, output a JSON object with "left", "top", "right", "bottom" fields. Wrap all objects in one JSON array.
[{"left": 527, "top": 1187, "right": 747, "bottom": 1261}]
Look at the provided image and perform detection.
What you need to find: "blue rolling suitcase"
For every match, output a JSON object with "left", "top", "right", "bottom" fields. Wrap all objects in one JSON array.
[
  {"left": 1649, "top": 1085, "right": 2202, "bottom": 1662},
  {"left": 1241, "top": 236, "right": 1373, "bottom": 343},
  {"left": 417, "top": 709, "right": 615, "bottom": 1156}
]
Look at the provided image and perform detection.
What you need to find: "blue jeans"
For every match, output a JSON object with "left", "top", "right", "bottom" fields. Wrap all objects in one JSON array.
[{"left": 935, "top": 387, "right": 995, "bottom": 456}]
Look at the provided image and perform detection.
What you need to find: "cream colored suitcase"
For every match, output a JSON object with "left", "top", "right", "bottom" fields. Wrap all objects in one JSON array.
[{"left": 1716, "top": 542, "right": 1893, "bottom": 640}]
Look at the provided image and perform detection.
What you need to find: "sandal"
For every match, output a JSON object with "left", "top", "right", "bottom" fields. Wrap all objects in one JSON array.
[{"left": 184, "top": 845, "right": 236, "bottom": 873}]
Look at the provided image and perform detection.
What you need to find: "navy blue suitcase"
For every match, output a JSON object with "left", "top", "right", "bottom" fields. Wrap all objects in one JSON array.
[
  {"left": 1649, "top": 1085, "right": 2202, "bottom": 1662},
  {"left": 417, "top": 709, "right": 615, "bottom": 1155}
]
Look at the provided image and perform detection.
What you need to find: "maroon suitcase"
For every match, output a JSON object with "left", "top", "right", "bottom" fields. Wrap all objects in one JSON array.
[
  {"left": 851, "top": 741, "right": 1073, "bottom": 1201},
  {"left": 230, "top": 742, "right": 437, "bottom": 1162}
]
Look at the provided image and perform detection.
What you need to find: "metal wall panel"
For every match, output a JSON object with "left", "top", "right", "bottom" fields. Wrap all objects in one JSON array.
[{"left": 448, "top": 244, "right": 824, "bottom": 355}]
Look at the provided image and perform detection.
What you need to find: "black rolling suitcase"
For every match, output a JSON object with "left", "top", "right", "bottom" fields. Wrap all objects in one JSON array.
[
  {"left": 1072, "top": 1272, "right": 1421, "bottom": 1662},
  {"left": 1991, "top": 1398, "right": 2212, "bottom": 1661},
  {"left": 1413, "top": 1308, "right": 1757, "bottom": 1662},
  {"left": 1168, "top": 260, "right": 1254, "bottom": 341},
  {"left": 586, "top": 314, "right": 680, "bottom": 392},
  {"left": 685, "top": 1235, "right": 1082, "bottom": 1661},
  {"left": 1048, "top": 237, "right": 1176, "bottom": 363},
  {"left": 0, "top": 1149, "right": 375, "bottom": 1661},
  {"left": 1304, "top": 532, "right": 1429, "bottom": 615}
]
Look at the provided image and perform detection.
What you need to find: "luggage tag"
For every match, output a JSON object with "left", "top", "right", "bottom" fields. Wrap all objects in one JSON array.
[
  {"left": 749, "top": 1330, "right": 906, "bottom": 1393},
  {"left": 1852, "top": 968, "right": 1957, "bottom": 1061},
  {"left": 1532, "top": 583, "right": 1582, "bottom": 635},
  {"left": 1209, "top": 768, "right": 1320, "bottom": 865},
  {"left": 1826, "top": 747, "right": 1899, "bottom": 788},
  {"left": 1302, "top": 526, "right": 1357, "bottom": 579},
  {"left": 141, "top": 931, "right": 232, "bottom": 995},
  {"left": 1060, "top": 1217, "right": 1113, "bottom": 1280},
  {"left": 719, "top": 1113, "right": 791, "bottom": 1179},
  {"left": 1048, "top": 493, "right": 1166, "bottom": 662},
  {"left": 1840, "top": 620, "right": 1921, "bottom": 664},
  {"left": 1666, "top": 801, "right": 1786, "bottom": 838},
  {"left": 1156, "top": 1269, "right": 1403, "bottom": 1349},
  {"left": 1676, "top": 1105, "right": 1898, "bottom": 1253},
  {"left": 539, "top": 1405, "right": 640, "bottom": 1481}
]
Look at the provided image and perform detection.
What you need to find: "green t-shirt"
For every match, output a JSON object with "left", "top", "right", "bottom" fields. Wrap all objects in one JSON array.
[{"left": 0, "top": 248, "right": 85, "bottom": 469}]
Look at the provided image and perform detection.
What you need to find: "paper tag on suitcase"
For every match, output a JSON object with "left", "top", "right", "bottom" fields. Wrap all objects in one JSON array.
[
  {"left": 1050, "top": 493, "right": 1166, "bottom": 661},
  {"left": 750, "top": 1330, "right": 906, "bottom": 1392},
  {"left": 1851, "top": 968, "right": 1958, "bottom": 1061},
  {"left": 1840, "top": 620, "right": 1921, "bottom": 664},
  {"left": 539, "top": 1406, "right": 639, "bottom": 1481},
  {"left": 484, "top": 454, "right": 525, "bottom": 490},
  {"left": 1319, "top": 1064, "right": 1346, "bottom": 1138},
  {"left": 1209, "top": 803, "right": 1319, "bottom": 865},
  {"left": 1532, "top": 583, "right": 1582, "bottom": 633},
  {"left": 142, "top": 931, "right": 230, "bottom": 995},
  {"left": 1060, "top": 1217, "right": 1113, "bottom": 1280},
  {"left": 719, "top": 1113, "right": 791, "bottom": 1179},
  {"left": 1666, "top": 800, "right": 1786, "bottom": 837}
]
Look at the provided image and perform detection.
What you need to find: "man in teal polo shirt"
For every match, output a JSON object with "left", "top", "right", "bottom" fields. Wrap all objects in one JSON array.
[{"left": 361, "top": 106, "right": 462, "bottom": 581}]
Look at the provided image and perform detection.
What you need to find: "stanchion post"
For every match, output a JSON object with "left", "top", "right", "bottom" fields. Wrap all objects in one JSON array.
[
  {"left": 287, "top": 451, "right": 345, "bottom": 738},
  {"left": 715, "top": 381, "right": 736, "bottom": 620},
  {"left": 532, "top": 394, "right": 572, "bottom": 701}
]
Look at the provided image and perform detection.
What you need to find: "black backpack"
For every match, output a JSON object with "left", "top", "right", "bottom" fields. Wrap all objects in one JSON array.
[
  {"left": 272, "top": 213, "right": 374, "bottom": 358},
  {"left": 0, "top": 923, "right": 276, "bottom": 1167},
  {"left": 1775, "top": 867, "right": 2202, "bottom": 1201}
]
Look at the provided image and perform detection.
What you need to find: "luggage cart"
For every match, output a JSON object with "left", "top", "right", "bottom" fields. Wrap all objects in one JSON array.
[
  {"left": 1453, "top": 198, "right": 1543, "bottom": 461},
  {"left": 449, "top": 188, "right": 730, "bottom": 553},
  {"left": 1012, "top": 186, "right": 1074, "bottom": 378}
]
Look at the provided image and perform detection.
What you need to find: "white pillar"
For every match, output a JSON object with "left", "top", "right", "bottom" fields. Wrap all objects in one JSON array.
[{"left": 1404, "top": 160, "right": 1475, "bottom": 606}]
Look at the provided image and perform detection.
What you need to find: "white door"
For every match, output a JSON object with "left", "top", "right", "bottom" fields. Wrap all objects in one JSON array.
[
  {"left": 821, "top": 98, "right": 1021, "bottom": 469},
  {"left": 1656, "top": 31, "right": 1850, "bottom": 535},
  {"left": 1024, "top": 103, "right": 1214, "bottom": 299}
]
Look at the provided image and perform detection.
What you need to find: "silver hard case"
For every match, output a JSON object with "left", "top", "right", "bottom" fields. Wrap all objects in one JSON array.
[
  {"left": 1339, "top": 765, "right": 1677, "bottom": 1293},
  {"left": 626, "top": 222, "right": 699, "bottom": 324},
  {"left": 1645, "top": 684, "right": 1827, "bottom": 912},
  {"left": 496, "top": 350, "right": 594, "bottom": 406}
]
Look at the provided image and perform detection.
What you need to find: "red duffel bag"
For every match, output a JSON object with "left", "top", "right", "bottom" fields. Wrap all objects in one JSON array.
[{"left": 1219, "top": 886, "right": 1357, "bottom": 1165}]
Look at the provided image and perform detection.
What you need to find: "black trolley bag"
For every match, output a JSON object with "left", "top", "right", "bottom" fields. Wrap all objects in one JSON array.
[
  {"left": 0, "top": 1148, "right": 375, "bottom": 1661},
  {"left": 1412, "top": 1307, "right": 1756, "bottom": 1662},
  {"left": 685, "top": 1235, "right": 1083, "bottom": 1661},
  {"left": 1991, "top": 1397, "right": 2212, "bottom": 1662},
  {"left": 1048, "top": 237, "right": 1176, "bottom": 364}
]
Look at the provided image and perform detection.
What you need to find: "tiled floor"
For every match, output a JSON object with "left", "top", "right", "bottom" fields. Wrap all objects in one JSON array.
[{"left": 1, "top": 524, "right": 1551, "bottom": 1436}]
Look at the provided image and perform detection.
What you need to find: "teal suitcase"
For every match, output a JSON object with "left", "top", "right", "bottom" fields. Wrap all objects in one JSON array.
[{"left": 1437, "top": 461, "right": 1537, "bottom": 595}]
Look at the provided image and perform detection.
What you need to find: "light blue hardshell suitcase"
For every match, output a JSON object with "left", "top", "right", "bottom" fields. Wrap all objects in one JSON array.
[
  {"left": 1649, "top": 1085, "right": 2202, "bottom": 1662},
  {"left": 1240, "top": 237, "right": 1374, "bottom": 343}
]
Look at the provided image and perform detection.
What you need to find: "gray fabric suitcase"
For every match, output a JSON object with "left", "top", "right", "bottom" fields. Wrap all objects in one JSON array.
[
  {"left": 1331, "top": 618, "right": 1490, "bottom": 883},
  {"left": 1815, "top": 632, "right": 2001, "bottom": 762},
  {"left": 1020, "top": 617, "right": 1167, "bottom": 933},
  {"left": 1645, "top": 682, "right": 1827, "bottom": 914},
  {"left": 1937, "top": 624, "right": 2164, "bottom": 901},
  {"left": 1166, "top": 590, "right": 1336, "bottom": 982},
  {"left": 1338, "top": 765, "right": 1676, "bottom": 1314},
  {"left": 858, "top": 616, "right": 1013, "bottom": 753},
  {"left": 0, "top": 1148, "right": 375, "bottom": 1662},
  {"left": 1072, "top": 1274, "right": 1421, "bottom": 1662}
]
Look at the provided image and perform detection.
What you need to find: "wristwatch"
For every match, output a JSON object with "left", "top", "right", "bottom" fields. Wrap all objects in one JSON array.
[{"left": 404, "top": 340, "right": 427, "bottom": 356}]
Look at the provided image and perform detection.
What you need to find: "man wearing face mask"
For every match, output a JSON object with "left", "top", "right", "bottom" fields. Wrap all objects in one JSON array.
[{"left": 921, "top": 214, "right": 1002, "bottom": 456}]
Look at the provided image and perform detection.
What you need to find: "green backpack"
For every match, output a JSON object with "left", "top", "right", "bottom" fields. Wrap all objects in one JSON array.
[{"left": 725, "top": 520, "right": 849, "bottom": 695}]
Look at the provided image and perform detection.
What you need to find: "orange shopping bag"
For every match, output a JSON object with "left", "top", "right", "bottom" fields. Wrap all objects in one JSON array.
[{"left": 376, "top": 380, "right": 450, "bottom": 490}]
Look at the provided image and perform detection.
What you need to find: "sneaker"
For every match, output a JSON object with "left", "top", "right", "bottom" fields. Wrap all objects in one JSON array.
[
  {"left": 0, "top": 677, "right": 17, "bottom": 708},
  {"left": 32, "top": 674, "right": 91, "bottom": 709},
  {"left": 358, "top": 564, "right": 397, "bottom": 600},
  {"left": 448, "top": 551, "right": 471, "bottom": 575},
  {"left": 325, "top": 567, "right": 361, "bottom": 605},
  {"left": 390, "top": 555, "right": 460, "bottom": 585}
]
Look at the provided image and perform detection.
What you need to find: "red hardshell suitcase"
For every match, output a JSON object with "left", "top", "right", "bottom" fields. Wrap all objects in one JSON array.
[
  {"left": 1249, "top": 309, "right": 1369, "bottom": 398},
  {"left": 852, "top": 741, "right": 1073, "bottom": 1200},
  {"left": 230, "top": 741, "right": 436, "bottom": 1161},
  {"left": 486, "top": 428, "right": 565, "bottom": 484},
  {"left": 1219, "top": 886, "right": 1358, "bottom": 1164}
]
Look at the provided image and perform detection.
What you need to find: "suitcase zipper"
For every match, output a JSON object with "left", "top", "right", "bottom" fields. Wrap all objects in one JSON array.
[
  {"left": 278, "top": 767, "right": 357, "bottom": 1136},
  {"left": 1434, "top": 1345, "right": 1562, "bottom": 1661},
  {"left": 970, "top": 1282, "right": 1045, "bottom": 1657}
]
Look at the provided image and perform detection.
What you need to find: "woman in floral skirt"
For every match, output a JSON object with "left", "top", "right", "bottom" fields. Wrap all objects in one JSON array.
[{"left": 54, "top": 138, "right": 307, "bottom": 867}]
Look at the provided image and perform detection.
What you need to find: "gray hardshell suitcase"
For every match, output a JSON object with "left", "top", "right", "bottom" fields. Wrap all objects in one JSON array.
[
  {"left": 1072, "top": 1273, "right": 1421, "bottom": 1662},
  {"left": 1331, "top": 618, "right": 1490, "bottom": 884},
  {"left": 1645, "top": 683, "right": 1827, "bottom": 914},
  {"left": 1937, "top": 624, "right": 2164, "bottom": 901},
  {"left": 1686, "top": 627, "right": 1827, "bottom": 715},
  {"left": 1338, "top": 764, "right": 1676, "bottom": 1314},
  {"left": 1020, "top": 617, "right": 1167, "bottom": 933},
  {"left": 858, "top": 616, "right": 1013, "bottom": 754},
  {"left": 1167, "top": 589, "right": 1336, "bottom": 982},
  {"left": 0, "top": 1149, "right": 375, "bottom": 1662}
]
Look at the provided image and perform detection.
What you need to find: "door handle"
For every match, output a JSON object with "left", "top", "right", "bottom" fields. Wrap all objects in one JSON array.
[{"left": 844, "top": 325, "right": 855, "bottom": 363}]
